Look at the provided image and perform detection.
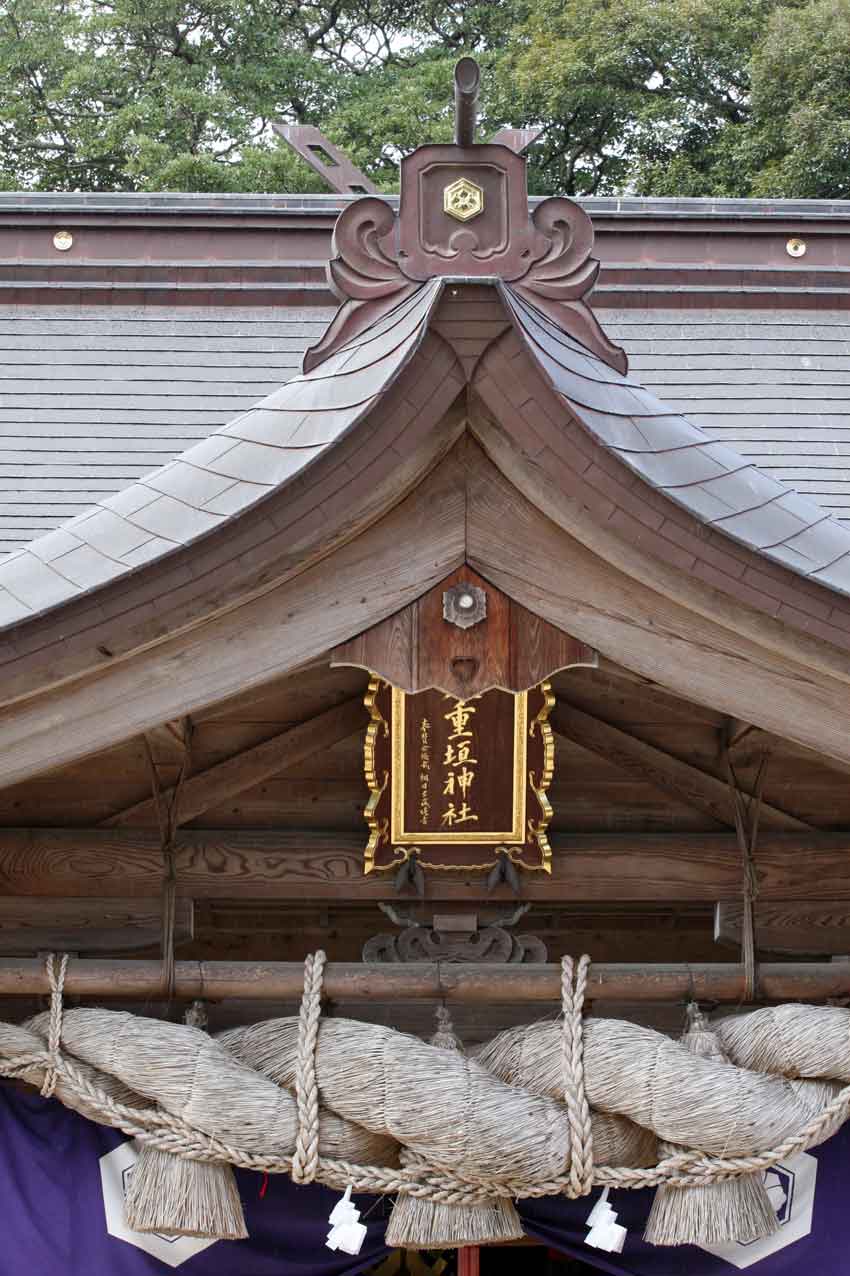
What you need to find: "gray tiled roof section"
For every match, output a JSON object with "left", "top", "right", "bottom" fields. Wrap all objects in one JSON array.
[
  {"left": 602, "top": 309, "right": 850, "bottom": 525},
  {"left": 502, "top": 288, "right": 850, "bottom": 598},
  {"left": 7, "top": 303, "right": 850, "bottom": 556},
  {"left": 5, "top": 294, "right": 850, "bottom": 608},
  {"left": 0, "top": 303, "right": 335, "bottom": 554},
  {"left": 0, "top": 283, "right": 440, "bottom": 629}
]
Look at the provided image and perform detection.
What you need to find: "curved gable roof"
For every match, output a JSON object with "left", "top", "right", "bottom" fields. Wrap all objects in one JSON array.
[
  {"left": 1, "top": 182, "right": 850, "bottom": 681},
  {"left": 499, "top": 285, "right": 850, "bottom": 596},
  {"left": 0, "top": 281, "right": 441, "bottom": 627}
]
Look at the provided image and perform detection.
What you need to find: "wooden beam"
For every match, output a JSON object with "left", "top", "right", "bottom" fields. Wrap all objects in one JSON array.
[
  {"left": 0, "top": 958, "right": 847, "bottom": 1002},
  {"left": 3, "top": 828, "right": 850, "bottom": 901},
  {"left": 105, "top": 698, "right": 366, "bottom": 827},
  {"left": 715, "top": 901, "right": 850, "bottom": 956},
  {"left": 465, "top": 429, "right": 850, "bottom": 769},
  {"left": 0, "top": 447, "right": 467, "bottom": 790},
  {"left": 0, "top": 898, "right": 192, "bottom": 954},
  {"left": 551, "top": 700, "right": 808, "bottom": 831}
]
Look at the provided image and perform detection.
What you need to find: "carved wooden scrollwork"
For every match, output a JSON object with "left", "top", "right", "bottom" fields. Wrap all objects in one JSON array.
[
  {"left": 363, "top": 925, "right": 547, "bottom": 964},
  {"left": 303, "top": 198, "right": 416, "bottom": 373},
  {"left": 362, "top": 903, "right": 548, "bottom": 965},
  {"left": 305, "top": 156, "right": 627, "bottom": 376},
  {"left": 509, "top": 199, "right": 628, "bottom": 374}
]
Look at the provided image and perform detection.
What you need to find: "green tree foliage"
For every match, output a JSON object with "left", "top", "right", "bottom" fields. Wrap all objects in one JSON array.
[{"left": 0, "top": 0, "right": 847, "bottom": 196}]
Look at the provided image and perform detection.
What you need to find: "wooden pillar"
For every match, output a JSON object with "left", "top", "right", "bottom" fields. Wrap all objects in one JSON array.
[{"left": 458, "top": 1245, "right": 480, "bottom": 1276}]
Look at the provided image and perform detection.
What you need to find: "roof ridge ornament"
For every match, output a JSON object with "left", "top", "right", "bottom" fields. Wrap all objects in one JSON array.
[{"left": 304, "top": 59, "right": 627, "bottom": 376}]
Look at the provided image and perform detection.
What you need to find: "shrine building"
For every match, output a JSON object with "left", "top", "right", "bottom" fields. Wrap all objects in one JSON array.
[{"left": 1, "top": 56, "right": 850, "bottom": 1276}]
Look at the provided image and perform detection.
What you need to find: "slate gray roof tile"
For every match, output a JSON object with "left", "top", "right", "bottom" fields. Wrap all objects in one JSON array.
[
  {"left": 50, "top": 543, "right": 124, "bottom": 589},
  {"left": 120, "top": 536, "right": 182, "bottom": 568},
  {"left": 123, "top": 493, "right": 224, "bottom": 542},
  {"left": 0, "top": 552, "right": 78, "bottom": 610},
  {"left": 0, "top": 282, "right": 441, "bottom": 627},
  {"left": 72, "top": 507, "right": 157, "bottom": 558},
  {"left": 202, "top": 480, "right": 269, "bottom": 516},
  {"left": 502, "top": 285, "right": 850, "bottom": 596},
  {"left": 26, "top": 528, "right": 85, "bottom": 563},
  {"left": 812, "top": 553, "right": 850, "bottom": 592},
  {"left": 145, "top": 461, "right": 239, "bottom": 506}
]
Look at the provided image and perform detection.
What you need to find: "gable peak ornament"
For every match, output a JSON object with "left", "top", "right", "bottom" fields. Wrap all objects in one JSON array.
[{"left": 304, "top": 57, "right": 626, "bottom": 377}]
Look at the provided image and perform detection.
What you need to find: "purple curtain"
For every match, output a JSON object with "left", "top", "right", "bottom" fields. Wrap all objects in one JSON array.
[
  {"left": 0, "top": 1086, "right": 390, "bottom": 1275},
  {"left": 1, "top": 1083, "right": 848, "bottom": 1274},
  {"left": 519, "top": 1121, "right": 850, "bottom": 1274}
]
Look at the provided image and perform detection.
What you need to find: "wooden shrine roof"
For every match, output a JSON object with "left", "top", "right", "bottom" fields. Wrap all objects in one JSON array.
[
  {"left": 2, "top": 301, "right": 850, "bottom": 555},
  {"left": 2, "top": 180, "right": 850, "bottom": 789},
  {"left": 2, "top": 194, "right": 850, "bottom": 556}
]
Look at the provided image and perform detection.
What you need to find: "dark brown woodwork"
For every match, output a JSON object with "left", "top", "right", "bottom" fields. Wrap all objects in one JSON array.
[
  {"left": 105, "top": 697, "right": 367, "bottom": 827},
  {"left": 550, "top": 700, "right": 808, "bottom": 831},
  {"left": 4, "top": 828, "right": 850, "bottom": 901},
  {"left": 309, "top": 136, "right": 625, "bottom": 369},
  {"left": 715, "top": 901, "right": 850, "bottom": 956},
  {"left": 0, "top": 898, "right": 192, "bottom": 955},
  {"left": 1, "top": 958, "right": 848, "bottom": 1002},
  {"left": 8, "top": 435, "right": 850, "bottom": 789},
  {"left": 332, "top": 567, "right": 596, "bottom": 697},
  {"left": 271, "top": 123, "right": 377, "bottom": 195}
]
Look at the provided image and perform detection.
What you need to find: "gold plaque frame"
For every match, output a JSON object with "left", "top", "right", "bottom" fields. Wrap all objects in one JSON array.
[
  {"left": 390, "top": 686, "right": 526, "bottom": 843},
  {"left": 363, "top": 678, "right": 555, "bottom": 875}
]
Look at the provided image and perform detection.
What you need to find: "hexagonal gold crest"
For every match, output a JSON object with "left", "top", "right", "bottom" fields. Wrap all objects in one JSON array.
[{"left": 443, "top": 177, "right": 484, "bottom": 222}]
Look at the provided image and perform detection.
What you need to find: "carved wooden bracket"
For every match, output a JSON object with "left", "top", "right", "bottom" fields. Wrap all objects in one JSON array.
[
  {"left": 362, "top": 903, "right": 547, "bottom": 964},
  {"left": 331, "top": 567, "right": 597, "bottom": 698}
]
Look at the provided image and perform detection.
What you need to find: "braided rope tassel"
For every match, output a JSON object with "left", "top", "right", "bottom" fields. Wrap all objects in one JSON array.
[
  {"left": 291, "top": 949, "right": 327, "bottom": 1184},
  {"left": 562, "top": 954, "right": 594, "bottom": 1197},
  {"left": 40, "top": 952, "right": 68, "bottom": 1099}
]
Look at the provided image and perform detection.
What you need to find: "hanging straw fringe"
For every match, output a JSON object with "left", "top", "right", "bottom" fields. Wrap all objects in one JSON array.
[
  {"left": 6, "top": 951, "right": 850, "bottom": 1248},
  {"left": 292, "top": 950, "right": 325, "bottom": 1185},
  {"left": 643, "top": 1004, "right": 779, "bottom": 1246},
  {"left": 387, "top": 1001, "right": 524, "bottom": 1247},
  {"left": 124, "top": 998, "right": 248, "bottom": 1240},
  {"left": 40, "top": 952, "right": 68, "bottom": 1099}
]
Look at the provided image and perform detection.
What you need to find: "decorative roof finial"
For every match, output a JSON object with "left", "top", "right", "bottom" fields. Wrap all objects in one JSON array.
[{"left": 453, "top": 57, "right": 480, "bottom": 148}]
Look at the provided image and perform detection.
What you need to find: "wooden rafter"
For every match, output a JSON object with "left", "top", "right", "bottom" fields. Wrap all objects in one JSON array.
[
  {"left": 551, "top": 699, "right": 809, "bottom": 831},
  {"left": 104, "top": 697, "right": 366, "bottom": 828},
  {"left": 4, "top": 829, "right": 850, "bottom": 901}
]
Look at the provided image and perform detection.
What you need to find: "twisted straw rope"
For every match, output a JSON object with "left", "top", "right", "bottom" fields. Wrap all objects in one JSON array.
[
  {"left": 561, "top": 954, "right": 594, "bottom": 1197},
  {"left": 291, "top": 950, "right": 325, "bottom": 1184},
  {"left": 3, "top": 952, "right": 850, "bottom": 1206},
  {"left": 40, "top": 952, "right": 68, "bottom": 1099}
]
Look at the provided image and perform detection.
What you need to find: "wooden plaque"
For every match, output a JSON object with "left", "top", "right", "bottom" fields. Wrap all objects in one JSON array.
[{"left": 364, "top": 678, "right": 554, "bottom": 874}]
